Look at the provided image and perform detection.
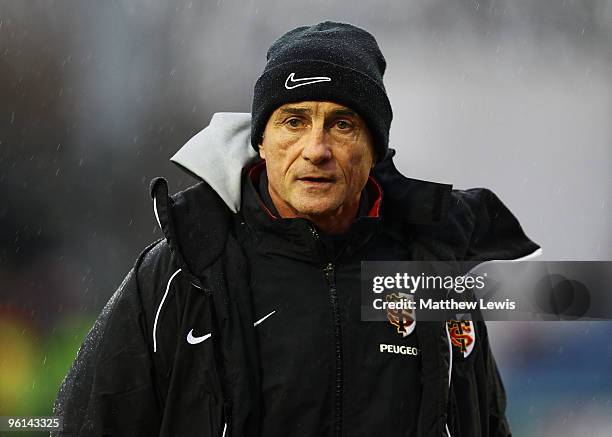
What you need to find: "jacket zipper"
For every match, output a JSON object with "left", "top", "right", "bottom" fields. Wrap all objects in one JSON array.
[
  {"left": 310, "top": 225, "right": 344, "bottom": 436},
  {"left": 324, "top": 261, "right": 343, "bottom": 437}
]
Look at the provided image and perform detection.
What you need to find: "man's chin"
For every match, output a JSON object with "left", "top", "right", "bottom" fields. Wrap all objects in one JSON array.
[{"left": 291, "top": 199, "right": 341, "bottom": 218}]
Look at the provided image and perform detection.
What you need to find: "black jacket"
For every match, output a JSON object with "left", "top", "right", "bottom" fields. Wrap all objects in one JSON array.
[{"left": 52, "top": 150, "right": 540, "bottom": 437}]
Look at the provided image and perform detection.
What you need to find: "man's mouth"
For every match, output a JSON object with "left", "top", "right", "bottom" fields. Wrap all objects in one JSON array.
[{"left": 297, "top": 176, "right": 335, "bottom": 184}]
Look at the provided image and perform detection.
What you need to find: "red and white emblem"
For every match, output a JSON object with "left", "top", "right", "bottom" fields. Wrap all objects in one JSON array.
[{"left": 446, "top": 319, "right": 476, "bottom": 358}]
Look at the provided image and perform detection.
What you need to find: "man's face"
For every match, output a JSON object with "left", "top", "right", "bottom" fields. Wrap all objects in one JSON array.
[{"left": 259, "top": 101, "right": 376, "bottom": 219}]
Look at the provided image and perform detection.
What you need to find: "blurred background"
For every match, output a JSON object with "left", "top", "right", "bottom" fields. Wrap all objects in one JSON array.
[{"left": 1, "top": 0, "right": 611, "bottom": 435}]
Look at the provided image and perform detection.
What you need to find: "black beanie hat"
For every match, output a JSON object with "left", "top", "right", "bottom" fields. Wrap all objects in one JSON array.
[{"left": 251, "top": 21, "right": 393, "bottom": 161}]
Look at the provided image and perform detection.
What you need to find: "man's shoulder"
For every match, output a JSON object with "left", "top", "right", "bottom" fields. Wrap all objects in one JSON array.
[
  {"left": 445, "top": 186, "right": 540, "bottom": 261},
  {"left": 446, "top": 186, "right": 497, "bottom": 230},
  {"left": 380, "top": 174, "right": 539, "bottom": 261},
  {"left": 136, "top": 238, "right": 176, "bottom": 280},
  {"left": 128, "top": 239, "right": 186, "bottom": 312}
]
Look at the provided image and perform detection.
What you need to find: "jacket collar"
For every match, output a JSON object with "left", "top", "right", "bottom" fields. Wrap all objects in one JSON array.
[
  {"left": 372, "top": 149, "right": 452, "bottom": 225},
  {"left": 149, "top": 177, "right": 231, "bottom": 284}
]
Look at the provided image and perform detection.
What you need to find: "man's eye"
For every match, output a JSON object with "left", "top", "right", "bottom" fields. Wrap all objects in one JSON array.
[
  {"left": 335, "top": 120, "right": 352, "bottom": 130},
  {"left": 287, "top": 118, "right": 303, "bottom": 128}
]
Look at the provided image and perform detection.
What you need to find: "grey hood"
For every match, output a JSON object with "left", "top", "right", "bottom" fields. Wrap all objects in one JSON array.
[{"left": 171, "top": 112, "right": 258, "bottom": 213}]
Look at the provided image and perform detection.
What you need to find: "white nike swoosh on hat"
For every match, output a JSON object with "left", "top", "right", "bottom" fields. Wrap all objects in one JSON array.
[
  {"left": 284, "top": 72, "right": 331, "bottom": 90},
  {"left": 186, "top": 310, "right": 277, "bottom": 345}
]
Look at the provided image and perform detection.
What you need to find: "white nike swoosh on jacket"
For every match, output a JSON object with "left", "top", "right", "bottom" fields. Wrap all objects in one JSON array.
[{"left": 186, "top": 310, "right": 276, "bottom": 345}]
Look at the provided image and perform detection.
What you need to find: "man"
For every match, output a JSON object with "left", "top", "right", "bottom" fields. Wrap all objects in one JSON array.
[{"left": 53, "top": 22, "right": 540, "bottom": 436}]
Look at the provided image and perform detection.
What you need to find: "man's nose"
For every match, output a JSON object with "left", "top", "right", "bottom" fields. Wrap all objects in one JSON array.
[{"left": 301, "top": 126, "right": 332, "bottom": 164}]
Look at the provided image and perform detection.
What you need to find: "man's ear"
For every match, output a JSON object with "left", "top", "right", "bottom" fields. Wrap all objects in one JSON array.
[{"left": 257, "top": 133, "right": 266, "bottom": 159}]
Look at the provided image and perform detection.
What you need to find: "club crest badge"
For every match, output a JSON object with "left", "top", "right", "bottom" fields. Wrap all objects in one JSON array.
[
  {"left": 386, "top": 292, "right": 416, "bottom": 337},
  {"left": 446, "top": 319, "right": 476, "bottom": 358}
]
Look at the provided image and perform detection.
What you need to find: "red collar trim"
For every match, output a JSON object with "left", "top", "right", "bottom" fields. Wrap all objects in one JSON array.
[{"left": 366, "top": 175, "right": 383, "bottom": 218}]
